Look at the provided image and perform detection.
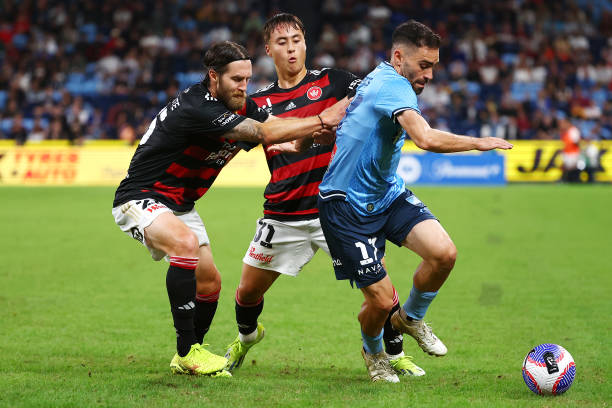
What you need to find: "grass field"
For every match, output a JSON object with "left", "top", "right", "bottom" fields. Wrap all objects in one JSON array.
[{"left": 1, "top": 185, "right": 610, "bottom": 407}]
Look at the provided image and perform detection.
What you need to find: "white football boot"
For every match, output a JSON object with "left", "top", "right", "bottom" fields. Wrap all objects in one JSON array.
[
  {"left": 391, "top": 309, "right": 447, "bottom": 357},
  {"left": 361, "top": 348, "right": 400, "bottom": 383}
]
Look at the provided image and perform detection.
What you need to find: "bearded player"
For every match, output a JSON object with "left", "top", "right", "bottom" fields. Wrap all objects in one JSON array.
[{"left": 111, "top": 41, "right": 348, "bottom": 377}]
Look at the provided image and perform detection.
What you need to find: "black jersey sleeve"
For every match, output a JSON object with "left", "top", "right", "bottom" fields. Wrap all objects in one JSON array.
[
  {"left": 231, "top": 97, "right": 270, "bottom": 151},
  {"left": 183, "top": 98, "right": 248, "bottom": 138},
  {"left": 328, "top": 68, "right": 362, "bottom": 99},
  {"left": 243, "top": 97, "right": 270, "bottom": 123},
  {"left": 226, "top": 97, "right": 269, "bottom": 152}
]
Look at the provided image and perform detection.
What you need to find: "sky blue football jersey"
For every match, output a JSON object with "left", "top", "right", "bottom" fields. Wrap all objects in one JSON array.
[{"left": 319, "top": 61, "right": 420, "bottom": 215}]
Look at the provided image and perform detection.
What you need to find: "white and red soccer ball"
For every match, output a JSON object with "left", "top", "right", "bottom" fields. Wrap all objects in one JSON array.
[{"left": 522, "top": 343, "right": 576, "bottom": 395}]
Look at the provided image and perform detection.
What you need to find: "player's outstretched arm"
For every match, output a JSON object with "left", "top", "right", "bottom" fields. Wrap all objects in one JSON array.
[
  {"left": 225, "top": 98, "right": 350, "bottom": 145},
  {"left": 267, "top": 128, "right": 336, "bottom": 153},
  {"left": 398, "top": 110, "right": 513, "bottom": 153}
]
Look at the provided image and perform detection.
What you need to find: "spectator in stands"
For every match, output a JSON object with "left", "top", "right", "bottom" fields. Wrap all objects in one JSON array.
[
  {"left": 9, "top": 113, "right": 28, "bottom": 145},
  {"left": 559, "top": 112, "right": 582, "bottom": 183},
  {"left": 0, "top": 0, "right": 609, "bottom": 146}
]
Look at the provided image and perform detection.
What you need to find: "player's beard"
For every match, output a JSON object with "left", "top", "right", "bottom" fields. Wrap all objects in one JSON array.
[
  {"left": 226, "top": 93, "right": 246, "bottom": 111},
  {"left": 401, "top": 63, "right": 427, "bottom": 94},
  {"left": 412, "top": 81, "right": 426, "bottom": 95},
  {"left": 216, "top": 79, "right": 247, "bottom": 111},
  {"left": 219, "top": 90, "right": 246, "bottom": 111}
]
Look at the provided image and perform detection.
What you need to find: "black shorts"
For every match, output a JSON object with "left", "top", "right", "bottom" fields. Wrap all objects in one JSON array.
[{"left": 318, "top": 190, "right": 437, "bottom": 288}]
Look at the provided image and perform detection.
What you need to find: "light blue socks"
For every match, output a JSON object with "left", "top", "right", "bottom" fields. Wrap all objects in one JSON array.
[{"left": 402, "top": 286, "right": 438, "bottom": 320}]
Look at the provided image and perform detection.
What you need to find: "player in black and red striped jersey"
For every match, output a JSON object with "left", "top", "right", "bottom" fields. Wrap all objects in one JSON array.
[
  {"left": 111, "top": 41, "right": 348, "bottom": 377},
  {"left": 225, "top": 14, "right": 425, "bottom": 378}
]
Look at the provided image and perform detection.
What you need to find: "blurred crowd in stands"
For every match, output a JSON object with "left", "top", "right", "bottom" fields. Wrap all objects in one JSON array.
[{"left": 0, "top": 0, "right": 611, "bottom": 145}]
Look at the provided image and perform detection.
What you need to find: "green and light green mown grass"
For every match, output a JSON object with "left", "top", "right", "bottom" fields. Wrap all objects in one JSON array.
[{"left": 1, "top": 185, "right": 610, "bottom": 407}]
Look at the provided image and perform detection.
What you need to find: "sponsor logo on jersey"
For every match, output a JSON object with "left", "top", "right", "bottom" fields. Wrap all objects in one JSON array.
[
  {"left": 205, "top": 142, "right": 238, "bottom": 166},
  {"left": 285, "top": 101, "right": 297, "bottom": 111},
  {"left": 306, "top": 86, "right": 323, "bottom": 100},
  {"left": 212, "top": 112, "right": 238, "bottom": 127},
  {"left": 332, "top": 258, "right": 343, "bottom": 266},
  {"left": 357, "top": 263, "right": 383, "bottom": 276},
  {"left": 248, "top": 247, "right": 274, "bottom": 264}
]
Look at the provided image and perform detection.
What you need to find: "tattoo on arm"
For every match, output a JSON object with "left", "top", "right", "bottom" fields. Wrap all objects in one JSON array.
[{"left": 224, "top": 118, "right": 264, "bottom": 143}]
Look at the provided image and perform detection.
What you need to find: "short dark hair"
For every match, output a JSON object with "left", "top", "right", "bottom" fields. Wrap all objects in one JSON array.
[
  {"left": 263, "top": 13, "right": 306, "bottom": 43},
  {"left": 392, "top": 20, "right": 441, "bottom": 49},
  {"left": 202, "top": 41, "right": 250, "bottom": 84}
]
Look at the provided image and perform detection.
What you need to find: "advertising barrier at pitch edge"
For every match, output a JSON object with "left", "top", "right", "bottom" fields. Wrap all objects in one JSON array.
[{"left": 0, "top": 141, "right": 610, "bottom": 186}]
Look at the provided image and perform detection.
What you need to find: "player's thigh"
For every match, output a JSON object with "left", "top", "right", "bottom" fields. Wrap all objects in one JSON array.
[
  {"left": 237, "top": 263, "right": 281, "bottom": 303},
  {"left": 112, "top": 199, "right": 185, "bottom": 260},
  {"left": 242, "top": 218, "right": 312, "bottom": 276},
  {"left": 401, "top": 219, "right": 456, "bottom": 262},
  {"left": 175, "top": 209, "right": 211, "bottom": 248},
  {"left": 144, "top": 211, "right": 198, "bottom": 257},
  {"left": 360, "top": 275, "right": 395, "bottom": 310},
  {"left": 173, "top": 210, "right": 217, "bottom": 284}
]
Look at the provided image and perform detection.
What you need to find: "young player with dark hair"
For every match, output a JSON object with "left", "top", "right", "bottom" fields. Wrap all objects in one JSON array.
[
  {"left": 111, "top": 41, "right": 348, "bottom": 377},
  {"left": 224, "top": 14, "right": 425, "bottom": 378}
]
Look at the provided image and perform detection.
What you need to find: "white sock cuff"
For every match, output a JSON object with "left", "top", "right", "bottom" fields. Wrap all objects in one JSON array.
[{"left": 239, "top": 327, "right": 258, "bottom": 343}]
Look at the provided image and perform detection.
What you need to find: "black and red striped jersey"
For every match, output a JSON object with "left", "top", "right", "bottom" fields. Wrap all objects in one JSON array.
[
  {"left": 249, "top": 68, "right": 360, "bottom": 221},
  {"left": 113, "top": 82, "right": 268, "bottom": 212}
]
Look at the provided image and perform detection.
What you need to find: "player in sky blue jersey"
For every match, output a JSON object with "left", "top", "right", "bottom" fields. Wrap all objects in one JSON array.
[{"left": 318, "top": 20, "right": 513, "bottom": 383}]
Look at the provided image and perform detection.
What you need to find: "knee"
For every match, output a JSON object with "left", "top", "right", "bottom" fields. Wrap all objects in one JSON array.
[
  {"left": 370, "top": 294, "right": 394, "bottom": 316},
  {"left": 195, "top": 257, "right": 221, "bottom": 293},
  {"left": 171, "top": 230, "right": 200, "bottom": 258},
  {"left": 237, "top": 281, "right": 263, "bottom": 305},
  {"left": 196, "top": 271, "right": 221, "bottom": 294},
  {"left": 433, "top": 241, "right": 457, "bottom": 273}
]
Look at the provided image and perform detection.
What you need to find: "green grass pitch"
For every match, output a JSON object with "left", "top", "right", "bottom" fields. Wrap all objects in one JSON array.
[{"left": 1, "top": 185, "right": 610, "bottom": 407}]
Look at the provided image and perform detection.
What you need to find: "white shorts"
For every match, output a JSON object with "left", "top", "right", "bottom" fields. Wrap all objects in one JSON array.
[
  {"left": 242, "top": 217, "right": 330, "bottom": 276},
  {"left": 112, "top": 199, "right": 210, "bottom": 261}
]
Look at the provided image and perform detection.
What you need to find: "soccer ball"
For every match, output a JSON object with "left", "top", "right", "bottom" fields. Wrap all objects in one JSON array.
[{"left": 522, "top": 343, "right": 576, "bottom": 395}]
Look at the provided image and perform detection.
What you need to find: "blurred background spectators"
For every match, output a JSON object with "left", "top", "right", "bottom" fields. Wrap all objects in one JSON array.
[{"left": 0, "top": 0, "right": 610, "bottom": 145}]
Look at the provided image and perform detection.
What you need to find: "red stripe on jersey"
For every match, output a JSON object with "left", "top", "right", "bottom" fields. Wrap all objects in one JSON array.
[
  {"left": 275, "top": 98, "right": 337, "bottom": 119},
  {"left": 270, "top": 152, "right": 332, "bottom": 183},
  {"left": 237, "top": 102, "right": 247, "bottom": 116},
  {"left": 183, "top": 145, "right": 210, "bottom": 160},
  {"left": 153, "top": 181, "right": 186, "bottom": 205},
  {"left": 251, "top": 75, "right": 331, "bottom": 106},
  {"left": 265, "top": 181, "right": 321, "bottom": 203},
  {"left": 195, "top": 186, "right": 209, "bottom": 197},
  {"left": 264, "top": 208, "right": 319, "bottom": 216},
  {"left": 153, "top": 182, "right": 209, "bottom": 204},
  {"left": 166, "top": 162, "right": 219, "bottom": 180}
]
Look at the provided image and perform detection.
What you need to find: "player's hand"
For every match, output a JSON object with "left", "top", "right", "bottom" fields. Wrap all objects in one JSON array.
[
  {"left": 476, "top": 137, "right": 513, "bottom": 151},
  {"left": 313, "top": 128, "right": 336, "bottom": 145},
  {"left": 267, "top": 140, "right": 301, "bottom": 153},
  {"left": 319, "top": 97, "right": 351, "bottom": 127}
]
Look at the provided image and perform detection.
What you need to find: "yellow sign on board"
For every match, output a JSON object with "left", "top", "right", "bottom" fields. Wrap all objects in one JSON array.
[
  {"left": 0, "top": 142, "right": 271, "bottom": 186},
  {"left": 1, "top": 140, "right": 610, "bottom": 186},
  {"left": 403, "top": 141, "right": 612, "bottom": 183}
]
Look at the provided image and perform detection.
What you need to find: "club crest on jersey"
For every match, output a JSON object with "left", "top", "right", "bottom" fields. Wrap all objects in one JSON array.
[{"left": 306, "top": 86, "right": 323, "bottom": 100}]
